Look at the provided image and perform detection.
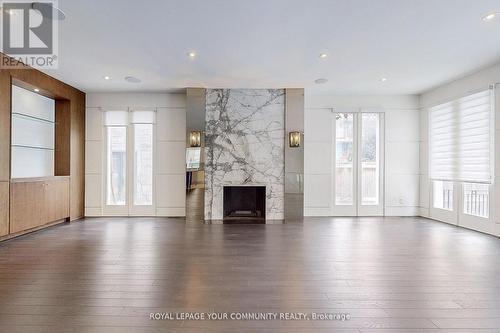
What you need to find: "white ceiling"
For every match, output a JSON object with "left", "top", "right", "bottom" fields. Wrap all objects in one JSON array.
[{"left": 43, "top": 0, "right": 500, "bottom": 94}]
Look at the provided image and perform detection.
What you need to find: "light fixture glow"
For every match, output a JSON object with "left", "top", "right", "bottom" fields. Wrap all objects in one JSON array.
[
  {"left": 103, "top": 76, "right": 110, "bottom": 80},
  {"left": 381, "top": 77, "right": 388, "bottom": 82},
  {"left": 34, "top": 88, "right": 40, "bottom": 92},
  {"left": 482, "top": 13, "right": 497, "bottom": 21},
  {"left": 188, "top": 51, "right": 196, "bottom": 58},
  {"left": 289, "top": 131, "right": 301, "bottom": 148},
  {"left": 189, "top": 131, "right": 202, "bottom": 147},
  {"left": 319, "top": 53, "right": 328, "bottom": 59}
]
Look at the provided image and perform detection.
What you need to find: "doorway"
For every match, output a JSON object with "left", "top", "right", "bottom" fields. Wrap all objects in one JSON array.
[
  {"left": 102, "top": 110, "right": 156, "bottom": 216},
  {"left": 332, "top": 112, "right": 384, "bottom": 216}
]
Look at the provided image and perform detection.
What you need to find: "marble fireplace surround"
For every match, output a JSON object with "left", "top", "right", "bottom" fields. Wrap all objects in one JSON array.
[{"left": 204, "top": 89, "right": 285, "bottom": 220}]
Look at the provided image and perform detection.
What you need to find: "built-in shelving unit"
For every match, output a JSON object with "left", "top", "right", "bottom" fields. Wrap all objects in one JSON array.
[
  {"left": 11, "top": 85, "right": 56, "bottom": 179},
  {"left": 0, "top": 53, "right": 86, "bottom": 240}
]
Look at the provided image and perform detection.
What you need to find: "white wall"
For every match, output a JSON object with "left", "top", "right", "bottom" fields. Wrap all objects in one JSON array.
[
  {"left": 85, "top": 93, "right": 186, "bottom": 217},
  {"left": 419, "top": 62, "right": 500, "bottom": 236},
  {"left": 304, "top": 94, "right": 420, "bottom": 216}
]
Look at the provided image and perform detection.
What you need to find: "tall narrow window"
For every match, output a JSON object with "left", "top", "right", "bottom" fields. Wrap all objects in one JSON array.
[
  {"left": 106, "top": 126, "right": 127, "bottom": 205},
  {"left": 133, "top": 124, "right": 153, "bottom": 205},
  {"left": 335, "top": 113, "right": 354, "bottom": 205},
  {"left": 360, "top": 113, "right": 380, "bottom": 205}
]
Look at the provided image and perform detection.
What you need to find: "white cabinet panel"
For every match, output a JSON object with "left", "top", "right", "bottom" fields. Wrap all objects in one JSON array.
[
  {"left": 157, "top": 141, "right": 186, "bottom": 174},
  {"left": 304, "top": 174, "right": 331, "bottom": 208},
  {"left": 156, "top": 108, "right": 186, "bottom": 141},
  {"left": 304, "top": 142, "right": 331, "bottom": 175},
  {"left": 496, "top": 130, "right": 500, "bottom": 177},
  {"left": 85, "top": 141, "right": 102, "bottom": 174},
  {"left": 385, "top": 110, "right": 419, "bottom": 142},
  {"left": 385, "top": 174, "right": 419, "bottom": 207},
  {"left": 85, "top": 174, "right": 101, "bottom": 208},
  {"left": 386, "top": 142, "right": 419, "bottom": 175},
  {"left": 419, "top": 109, "right": 428, "bottom": 141},
  {"left": 419, "top": 142, "right": 428, "bottom": 176},
  {"left": 156, "top": 175, "right": 186, "bottom": 208},
  {"left": 419, "top": 176, "right": 430, "bottom": 209},
  {"left": 86, "top": 108, "right": 103, "bottom": 141},
  {"left": 305, "top": 108, "right": 332, "bottom": 142}
]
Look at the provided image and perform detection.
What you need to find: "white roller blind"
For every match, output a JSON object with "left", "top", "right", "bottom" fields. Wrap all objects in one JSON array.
[
  {"left": 104, "top": 110, "right": 128, "bottom": 126},
  {"left": 429, "top": 89, "right": 493, "bottom": 183},
  {"left": 130, "top": 110, "right": 156, "bottom": 124}
]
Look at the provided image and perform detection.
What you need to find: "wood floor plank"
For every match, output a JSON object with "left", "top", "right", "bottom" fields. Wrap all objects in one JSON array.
[{"left": 0, "top": 216, "right": 499, "bottom": 331}]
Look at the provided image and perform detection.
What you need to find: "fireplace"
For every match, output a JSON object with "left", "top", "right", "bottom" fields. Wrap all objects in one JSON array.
[{"left": 223, "top": 186, "right": 266, "bottom": 221}]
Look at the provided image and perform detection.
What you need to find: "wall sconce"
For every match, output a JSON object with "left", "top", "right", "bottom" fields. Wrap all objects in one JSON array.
[
  {"left": 289, "top": 131, "right": 301, "bottom": 148},
  {"left": 189, "top": 131, "right": 202, "bottom": 147}
]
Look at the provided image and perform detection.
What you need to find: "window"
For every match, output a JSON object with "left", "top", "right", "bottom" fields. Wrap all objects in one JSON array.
[
  {"left": 106, "top": 126, "right": 127, "bottom": 205},
  {"left": 186, "top": 147, "right": 201, "bottom": 170},
  {"left": 133, "top": 124, "right": 153, "bottom": 205},
  {"left": 104, "top": 110, "right": 155, "bottom": 212},
  {"left": 429, "top": 89, "right": 493, "bottom": 218},
  {"left": 463, "top": 183, "right": 489, "bottom": 218},
  {"left": 335, "top": 113, "right": 354, "bottom": 205},
  {"left": 361, "top": 113, "right": 380, "bottom": 205},
  {"left": 433, "top": 180, "right": 453, "bottom": 211},
  {"left": 429, "top": 90, "right": 493, "bottom": 183}
]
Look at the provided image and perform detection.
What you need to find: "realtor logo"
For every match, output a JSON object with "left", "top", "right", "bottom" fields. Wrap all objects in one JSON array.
[{"left": 1, "top": 0, "right": 58, "bottom": 68}]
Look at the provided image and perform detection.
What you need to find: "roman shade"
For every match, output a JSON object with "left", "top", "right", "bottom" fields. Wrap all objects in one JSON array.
[
  {"left": 104, "top": 110, "right": 156, "bottom": 125},
  {"left": 104, "top": 110, "right": 128, "bottom": 126},
  {"left": 429, "top": 89, "right": 493, "bottom": 183},
  {"left": 130, "top": 110, "right": 156, "bottom": 124}
]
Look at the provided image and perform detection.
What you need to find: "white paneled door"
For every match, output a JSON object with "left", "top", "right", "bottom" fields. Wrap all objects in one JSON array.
[
  {"left": 103, "top": 110, "right": 156, "bottom": 216},
  {"left": 333, "top": 112, "right": 384, "bottom": 216}
]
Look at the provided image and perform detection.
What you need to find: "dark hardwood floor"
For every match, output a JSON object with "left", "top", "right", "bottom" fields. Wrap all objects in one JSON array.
[{"left": 0, "top": 216, "right": 500, "bottom": 332}]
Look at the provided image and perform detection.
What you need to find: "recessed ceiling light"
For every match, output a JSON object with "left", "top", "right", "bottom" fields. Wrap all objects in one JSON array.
[
  {"left": 103, "top": 76, "right": 111, "bottom": 80},
  {"left": 315, "top": 78, "right": 328, "bottom": 84},
  {"left": 482, "top": 13, "right": 497, "bottom": 21},
  {"left": 124, "top": 76, "right": 141, "bottom": 83},
  {"left": 319, "top": 53, "right": 328, "bottom": 59},
  {"left": 381, "top": 77, "right": 388, "bottom": 82},
  {"left": 188, "top": 51, "right": 196, "bottom": 58},
  {"left": 33, "top": 88, "right": 40, "bottom": 92}
]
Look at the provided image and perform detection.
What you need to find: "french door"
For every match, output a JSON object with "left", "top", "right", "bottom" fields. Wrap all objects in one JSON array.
[
  {"left": 103, "top": 110, "right": 156, "bottom": 216},
  {"left": 332, "top": 112, "right": 384, "bottom": 216}
]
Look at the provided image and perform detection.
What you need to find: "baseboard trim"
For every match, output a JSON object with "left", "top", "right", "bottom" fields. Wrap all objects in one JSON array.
[{"left": 0, "top": 218, "right": 70, "bottom": 243}]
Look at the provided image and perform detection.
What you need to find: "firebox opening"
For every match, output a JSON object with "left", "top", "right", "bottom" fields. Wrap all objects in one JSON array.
[{"left": 223, "top": 186, "right": 266, "bottom": 221}]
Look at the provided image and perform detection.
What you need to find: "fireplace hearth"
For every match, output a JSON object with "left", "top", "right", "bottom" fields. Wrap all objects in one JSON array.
[{"left": 223, "top": 186, "right": 266, "bottom": 222}]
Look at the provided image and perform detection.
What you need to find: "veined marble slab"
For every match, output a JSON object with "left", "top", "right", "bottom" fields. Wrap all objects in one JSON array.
[{"left": 204, "top": 89, "right": 285, "bottom": 220}]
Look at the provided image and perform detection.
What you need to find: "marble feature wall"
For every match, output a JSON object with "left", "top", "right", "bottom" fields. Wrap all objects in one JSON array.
[{"left": 204, "top": 89, "right": 285, "bottom": 220}]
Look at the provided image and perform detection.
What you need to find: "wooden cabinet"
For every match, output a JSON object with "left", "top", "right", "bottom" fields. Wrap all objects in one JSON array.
[
  {"left": 0, "top": 182, "right": 8, "bottom": 236},
  {"left": 10, "top": 177, "right": 69, "bottom": 234},
  {"left": 44, "top": 178, "right": 70, "bottom": 223}
]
